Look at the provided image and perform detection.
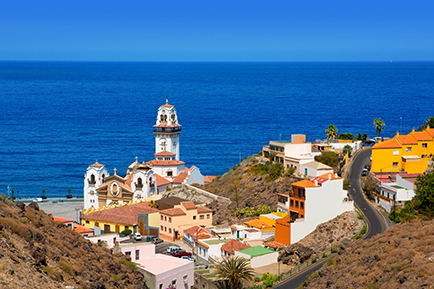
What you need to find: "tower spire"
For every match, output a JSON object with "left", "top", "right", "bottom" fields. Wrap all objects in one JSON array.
[{"left": 166, "top": 95, "right": 168, "bottom": 105}]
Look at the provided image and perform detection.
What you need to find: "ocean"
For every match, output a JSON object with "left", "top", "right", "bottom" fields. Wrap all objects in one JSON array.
[{"left": 0, "top": 61, "right": 433, "bottom": 198}]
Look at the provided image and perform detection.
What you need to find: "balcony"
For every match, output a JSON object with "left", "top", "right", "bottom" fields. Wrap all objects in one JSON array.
[
  {"left": 88, "top": 180, "right": 96, "bottom": 186},
  {"left": 153, "top": 127, "right": 181, "bottom": 133}
]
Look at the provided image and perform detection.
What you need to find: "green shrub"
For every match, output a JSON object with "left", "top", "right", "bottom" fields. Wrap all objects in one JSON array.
[
  {"left": 343, "top": 179, "right": 351, "bottom": 190},
  {"left": 331, "top": 248, "right": 338, "bottom": 253},
  {"left": 110, "top": 273, "right": 120, "bottom": 281},
  {"left": 322, "top": 253, "right": 327, "bottom": 258},
  {"left": 0, "top": 193, "right": 6, "bottom": 201},
  {"left": 360, "top": 226, "right": 367, "bottom": 235},
  {"left": 327, "top": 258, "right": 336, "bottom": 266},
  {"left": 311, "top": 257, "right": 317, "bottom": 263},
  {"left": 120, "top": 259, "right": 137, "bottom": 270},
  {"left": 121, "top": 229, "right": 132, "bottom": 236},
  {"left": 59, "top": 262, "right": 74, "bottom": 275},
  {"left": 262, "top": 280, "right": 273, "bottom": 288},
  {"left": 254, "top": 276, "right": 261, "bottom": 282}
]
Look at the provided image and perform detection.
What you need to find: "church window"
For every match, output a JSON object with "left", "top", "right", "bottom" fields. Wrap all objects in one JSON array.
[
  {"left": 90, "top": 174, "right": 96, "bottom": 184},
  {"left": 137, "top": 178, "right": 143, "bottom": 187}
]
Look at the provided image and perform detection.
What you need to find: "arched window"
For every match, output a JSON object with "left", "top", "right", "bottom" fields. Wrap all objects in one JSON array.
[
  {"left": 89, "top": 174, "right": 96, "bottom": 185},
  {"left": 136, "top": 177, "right": 143, "bottom": 189},
  {"left": 149, "top": 177, "right": 154, "bottom": 188}
]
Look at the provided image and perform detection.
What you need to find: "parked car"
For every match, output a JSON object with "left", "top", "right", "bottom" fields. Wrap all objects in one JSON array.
[
  {"left": 152, "top": 237, "right": 164, "bottom": 244},
  {"left": 134, "top": 233, "right": 142, "bottom": 241},
  {"left": 363, "top": 140, "right": 376, "bottom": 146},
  {"left": 181, "top": 256, "right": 195, "bottom": 262},
  {"left": 373, "top": 137, "right": 384, "bottom": 143},
  {"left": 145, "top": 235, "right": 156, "bottom": 242},
  {"left": 167, "top": 246, "right": 182, "bottom": 253},
  {"left": 172, "top": 250, "right": 192, "bottom": 258},
  {"left": 32, "top": 198, "right": 43, "bottom": 203},
  {"left": 364, "top": 164, "right": 371, "bottom": 171},
  {"left": 361, "top": 168, "right": 368, "bottom": 176}
]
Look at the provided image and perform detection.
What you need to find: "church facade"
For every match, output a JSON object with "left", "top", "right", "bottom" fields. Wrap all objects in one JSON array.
[{"left": 83, "top": 99, "right": 205, "bottom": 210}]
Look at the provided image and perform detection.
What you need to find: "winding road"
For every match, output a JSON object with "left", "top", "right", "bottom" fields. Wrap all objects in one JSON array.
[{"left": 275, "top": 148, "right": 389, "bottom": 289}]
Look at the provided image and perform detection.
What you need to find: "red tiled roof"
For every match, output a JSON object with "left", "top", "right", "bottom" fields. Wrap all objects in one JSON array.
[
  {"left": 197, "top": 206, "right": 213, "bottom": 213},
  {"left": 221, "top": 239, "right": 250, "bottom": 254},
  {"left": 312, "top": 173, "right": 341, "bottom": 185},
  {"left": 160, "top": 207, "right": 186, "bottom": 216},
  {"left": 263, "top": 241, "right": 287, "bottom": 248},
  {"left": 74, "top": 225, "right": 93, "bottom": 233},
  {"left": 154, "top": 174, "right": 171, "bottom": 186},
  {"left": 52, "top": 216, "right": 73, "bottom": 223},
  {"left": 160, "top": 103, "right": 174, "bottom": 108},
  {"left": 154, "top": 150, "right": 176, "bottom": 156},
  {"left": 291, "top": 180, "right": 318, "bottom": 188},
  {"left": 373, "top": 138, "right": 402, "bottom": 149},
  {"left": 181, "top": 201, "right": 196, "bottom": 210},
  {"left": 230, "top": 225, "right": 237, "bottom": 230},
  {"left": 153, "top": 124, "right": 181, "bottom": 128},
  {"left": 410, "top": 131, "right": 432, "bottom": 141},
  {"left": 89, "top": 161, "right": 104, "bottom": 167},
  {"left": 82, "top": 202, "right": 158, "bottom": 225},
  {"left": 147, "top": 160, "right": 186, "bottom": 166},
  {"left": 426, "top": 128, "right": 434, "bottom": 138},
  {"left": 124, "top": 172, "right": 134, "bottom": 186},
  {"left": 397, "top": 135, "right": 418, "bottom": 145},
  {"left": 184, "top": 226, "right": 213, "bottom": 240},
  {"left": 204, "top": 175, "right": 217, "bottom": 184},
  {"left": 172, "top": 172, "right": 188, "bottom": 184}
]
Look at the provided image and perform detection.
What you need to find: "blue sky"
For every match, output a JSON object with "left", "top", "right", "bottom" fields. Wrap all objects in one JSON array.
[{"left": 1, "top": 1, "right": 433, "bottom": 61}]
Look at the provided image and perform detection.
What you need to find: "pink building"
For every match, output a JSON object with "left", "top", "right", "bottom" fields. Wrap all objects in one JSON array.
[{"left": 114, "top": 242, "right": 194, "bottom": 289}]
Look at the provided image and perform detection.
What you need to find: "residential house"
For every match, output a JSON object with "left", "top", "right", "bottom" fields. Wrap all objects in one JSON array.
[
  {"left": 81, "top": 201, "right": 160, "bottom": 236},
  {"left": 49, "top": 214, "right": 94, "bottom": 236},
  {"left": 244, "top": 219, "right": 275, "bottom": 240},
  {"left": 85, "top": 233, "right": 121, "bottom": 249},
  {"left": 196, "top": 239, "right": 231, "bottom": 263},
  {"left": 159, "top": 201, "right": 213, "bottom": 241},
  {"left": 114, "top": 242, "right": 194, "bottom": 289},
  {"left": 235, "top": 246, "right": 278, "bottom": 268},
  {"left": 371, "top": 128, "right": 434, "bottom": 174},
  {"left": 183, "top": 226, "right": 214, "bottom": 247},
  {"left": 275, "top": 173, "right": 353, "bottom": 244},
  {"left": 299, "top": 161, "right": 334, "bottom": 177},
  {"left": 259, "top": 212, "right": 287, "bottom": 226},
  {"left": 230, "top": 225, "right": 262, "bottom": 241},
  {"left": 221, "top": 239, "right": 250, "bottom": 258}
]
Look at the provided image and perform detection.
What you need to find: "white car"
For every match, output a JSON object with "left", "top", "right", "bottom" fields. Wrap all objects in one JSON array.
[
  {"left": 167, "top": 246, "right": 181, "bottom": 253},
  {"left": 181, "top": 256, "right": 195, "bottom": 262},
  {"left": 134, "top": 233, "right": 142, "bottom": 241},
  {"left": 32, "top": 198, "right": 43, "bottom": 203}
]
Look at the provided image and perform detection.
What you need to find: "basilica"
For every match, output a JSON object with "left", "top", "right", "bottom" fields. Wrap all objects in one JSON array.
[{"left": 83, "top": 99, "right": 205, "bottom": 210}]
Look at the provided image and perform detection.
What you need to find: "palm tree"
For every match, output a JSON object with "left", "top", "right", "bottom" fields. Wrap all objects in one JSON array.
[
  {"left": 418, "top": 116, "right": 434, "bottom": 131},
  {"left": 325, "top": 124, "right": 338, "bottom": 141},
  {"left": 268, "top": 151, "right": 277, "bottom": 163},
  {"left": 373, "top": 118, "right": 385, "bottom": 137},
  {"left": 216, "top": 256, "right": 254, "bottom": 289}
]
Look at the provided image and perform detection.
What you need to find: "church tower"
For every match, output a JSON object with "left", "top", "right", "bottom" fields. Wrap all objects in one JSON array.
[
  {"left": 153, "top": 98, "right": 181, "bottom": 160},
  {"left": 83, "top": 161, "right": 109, "bottom": 210}
]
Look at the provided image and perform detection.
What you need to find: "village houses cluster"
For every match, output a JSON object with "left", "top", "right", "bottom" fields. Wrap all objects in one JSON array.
[{"left": 51, "top": 100, "right": 434, "bottom": 289}]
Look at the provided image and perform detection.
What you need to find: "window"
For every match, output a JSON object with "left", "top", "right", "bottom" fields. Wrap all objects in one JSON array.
[
  {"left": 290, "top": 200, "right": 294, "bottom": 207},
  {"left": 161, "top": 215, "right": 163, "bottom": 220},
  {"left": 125, "top": 251, "right": 131, "bottom": 256},
  {"left": 165, "top": 227, "right": 167, "bottom": 232},
  {"left": 206, "top": 214, "right": 210, "bottom": 219},
  {"left": 165, "top": 216, "right": 167, "bottom": 221},
  {"left": 161, "top": 225, "right": 163, "bottom": 230},
  {"left": 393, "top": 150, "right": 399, "bottom": 155},
  {"left": 135, "top": 250, "right": 140, "bottom": 260},
  {"left": 295, "top": 201, "right": 299, "bottom": 208},
  {"left": 169, "top": 228, "right": 172, "bottom": 233},
  {"left": 406, "top": 147, "right": 412, "bottom": 152},
  {"left": 85, "top": 220, "right": 89, "bottom": 224},
  {"left": 301, "top": 214, "right": 303, "bottom": 218},
  {"left": 172, "top": 279, "right": 177, "bottom": 287},
  {"left": 159, "top": 284, "right": 163, "bottom": 289},
  {"left": 200, "top": 215, "right": 204, "bottom": 220},
  {"left": 393, "top": 162, "right": 398, "bottom": 167},
  {"left": 167, "top": 171, "right": 173, "bottom": 177},
  {"left": 95, "top": 222, "right": 99, "bottom": 227},
  {"left": 169, "top": 217, "right": 172, "bottom": 223},
  {"left": 193, "top": 216, "right": 196, "bottom": 220},
  {"left": 422, "top": 143, "right": 428, "bottom": 148},
  {"left": 300, "top": 202, "right": 304, "bottom": 209}
]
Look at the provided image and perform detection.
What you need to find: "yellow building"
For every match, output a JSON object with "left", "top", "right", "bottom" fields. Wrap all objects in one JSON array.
[
  {"left": 81, "top": 201, "right": 160, "bottom": 236},
  {"left": 259, "top": 212, "right": 287, "bottom": 226},
  {"left": 372, "top": 128, "right": 434, "bottom": 174}
]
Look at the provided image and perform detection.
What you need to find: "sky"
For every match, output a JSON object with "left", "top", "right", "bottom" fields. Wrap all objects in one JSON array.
[{"left": 1, "top": 1, "right": 433, "bottom": 61}]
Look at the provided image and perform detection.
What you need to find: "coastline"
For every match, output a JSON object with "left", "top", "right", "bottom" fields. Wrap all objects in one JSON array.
[{"left": 20, "top": 198, "right": 84, "bottom": 222}]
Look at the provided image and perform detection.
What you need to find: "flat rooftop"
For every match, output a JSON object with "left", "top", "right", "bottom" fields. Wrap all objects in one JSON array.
[
  {"left": 239, "top": 246, "right": 275, "bottom": 258},
  {"left": 202, "top": 239, "right": 231, "bottom": 246},
  {"left": 137, "top": 254, "right": 190, "bottom": 275}
]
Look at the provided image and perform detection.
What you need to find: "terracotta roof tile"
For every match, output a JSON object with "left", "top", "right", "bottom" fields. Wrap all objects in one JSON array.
[
  {"left": 73, "top": 224, "right": 93, "bottom": 233},
  {"left": 173, "top": 172, "right": 188, "bottom": 184},
  {"left": 160, "top": 104, "right": 174, "bottom": 108},
  {"left": 397, "top": 135, "right": 418, "bottom": 145},
  {"left": 147, "top": 160, "right": 185, "bottom": 166},
  {"left": 89, "top": 161, "right": 104, "bottom": 167},
  {"left": 154, "top": 174, "right": 172, "bottom": 186},
  {"left": 410, "top": 131, "right": 432, "bottom": 141},
  {"left": 221, "top": 239, "right": 250, "bottom": 254},
  {"left": 181, "top": 201, "right": 196, "bottom": 210},
  {"left": 197, "top": 206, "right": 213, "bottom": 213},
  {"left": 184, "top": 226, "right": 213, "bottom": 240},
  {"left": 372, "top": 138, "right": 402, "bottom": 149},
  {"left": 160, "top": 207, "right": 186, "bottom": 216},
  {"left": 426, "top": 128, "right": 434, "bottom": 138},
  {"left": 197, "top": 240, "right": 210, "bottom": 248},
  {"left": 153, "top": 124, "right": 181, "bottom": 128},
  {"left": 82, "top": 202, "right": 158, "bottom": 225},
  {"left": 291, "top": 180, "right": 318, "bottom": 188},
  {"left": 154, "top": 150, "right": 176, "bottom": 156},
  {"left": 204, "top": 176, "right": 217, "bottom": 184},
  {"left": 312, "top": 173, "right": 342, "bottom": 185},
  {"left": 52, "top": 216, "right": 73, "bottom": 223}
]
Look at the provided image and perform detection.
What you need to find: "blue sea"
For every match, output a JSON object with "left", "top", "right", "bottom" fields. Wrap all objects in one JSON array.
[{"left": 0, "top": 61, "right": 433, "bottom": 199}]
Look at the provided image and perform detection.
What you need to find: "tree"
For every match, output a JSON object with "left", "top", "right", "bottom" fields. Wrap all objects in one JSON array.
[
  {"left": 325, "top": 124, "right": 338, "bottom": 140},
  {"left": 373, "top": 118, "right": 385, "bottom": 137},
  {"left": 355, "top": 133, "right": 368, "bottom": 141},
  {"left": 338, "top": 132, "right": 354, "bottom": 140},
  {"left": 315, "top": 151, "right": 340, "bottom": 168},
  {"left": 417, "top": 116, "right": 434, "bottom": 131},
  {"left": 267, "top": 151, "right": 277, "bottom": 163},
  {"left": 66, "top": 188, "right": 73, "bottom": 199},
  {"left": 216, "top": 256, "right": 254, "bottom": 289},
  {"left": 414, "top": 171, "right": 434, "bottom": 218},
  {"left": 343, "top": 145, "right": 352, "bottom": 156},
  {"left": 41, "top": 188, "right": 47, "bottom": 199}
]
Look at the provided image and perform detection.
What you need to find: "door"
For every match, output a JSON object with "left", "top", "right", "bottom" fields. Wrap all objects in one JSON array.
[
  {"left": 115, "top": 225, "right": 120, "bottom": 234},
  {"left": 104, "top": 224, "right": 110, "bottom": 234},
  {"left": 140, "top": 219, "right": 145, "bottom": 235}
]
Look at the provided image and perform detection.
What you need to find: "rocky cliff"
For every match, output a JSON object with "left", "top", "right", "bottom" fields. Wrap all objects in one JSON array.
[{"left": 0, "top": 200, "right": 147, "bottom": 289}]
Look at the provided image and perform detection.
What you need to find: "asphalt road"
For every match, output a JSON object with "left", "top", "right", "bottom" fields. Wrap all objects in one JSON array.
[{"left": 275, "top": 148, "right": 389, "bottom": 289}]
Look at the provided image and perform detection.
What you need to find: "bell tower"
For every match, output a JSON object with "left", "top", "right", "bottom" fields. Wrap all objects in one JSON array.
[{"left": 153, "top": 98, "right": 181, "bottom": 160}]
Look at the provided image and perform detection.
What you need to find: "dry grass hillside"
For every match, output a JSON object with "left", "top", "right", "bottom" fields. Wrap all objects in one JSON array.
[
  {"left": 200, "top": 155, "right": 305, "bottom": 225},
  {"left": 301, "top": 220, "right": 434, "bottom": 289},
  {"left": 0, "top": 200, "right": 147, "bottom": 289}
]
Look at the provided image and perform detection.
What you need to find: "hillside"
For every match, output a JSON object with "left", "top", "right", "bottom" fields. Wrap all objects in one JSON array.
[
  {"left": 301, "top": 220, "right": 434, "bottom": 288},
  {"left": 0, "top": 200, "right": 147, "bottom": 289},
  {"left": 200, "top": 155, "right": 305, "bottom": 225}
]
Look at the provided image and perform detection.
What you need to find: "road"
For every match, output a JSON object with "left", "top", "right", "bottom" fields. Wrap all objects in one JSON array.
[{"left": 275, "top": 148, "right": 389, "bottom": 289}]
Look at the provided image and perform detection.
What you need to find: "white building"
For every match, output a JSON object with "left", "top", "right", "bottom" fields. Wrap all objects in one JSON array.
[
  {"left": 83, "top": 99, "right": 206, "bottom": 209},
  {"left": 235, "top": 246, "right": 278, "bottom": 269},
  {"left": 299, "top": 161, "right": 334, "bottom": 177},
  {"left": 196, "top": 238, "right": 231, "bottom": 263}
]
